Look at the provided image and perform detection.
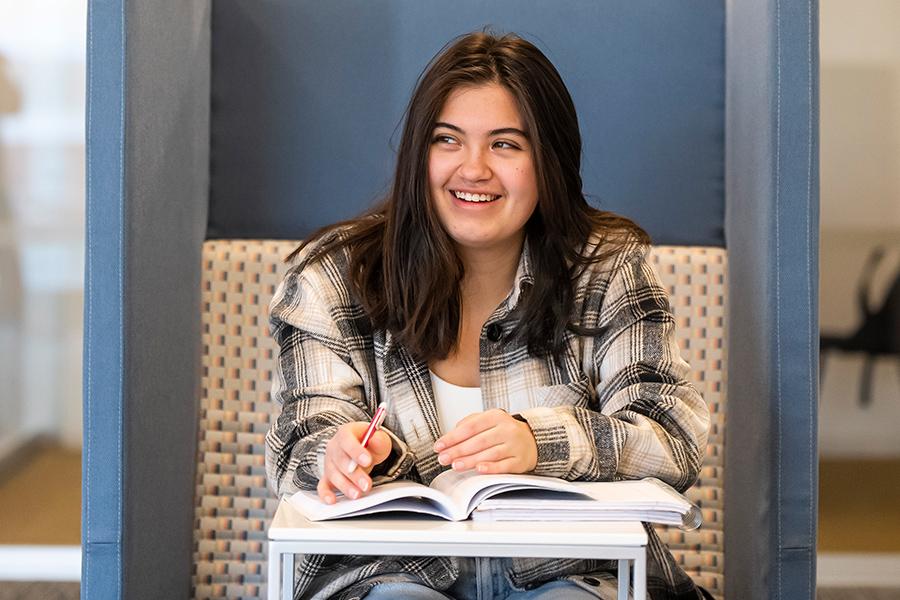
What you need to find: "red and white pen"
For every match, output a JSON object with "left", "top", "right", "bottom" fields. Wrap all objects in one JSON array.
[{"left": 347, "top": 402, "right": 387, "bottom": 473}]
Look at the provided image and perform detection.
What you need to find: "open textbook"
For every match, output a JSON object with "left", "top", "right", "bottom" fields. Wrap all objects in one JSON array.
[{"left": 286, "top": 469, "right": 702, "bottom": 530}]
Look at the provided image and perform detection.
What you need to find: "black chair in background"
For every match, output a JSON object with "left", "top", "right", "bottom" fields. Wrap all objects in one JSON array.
[{"left": 820, "top": 246, "right": 900, "bottom": 406}]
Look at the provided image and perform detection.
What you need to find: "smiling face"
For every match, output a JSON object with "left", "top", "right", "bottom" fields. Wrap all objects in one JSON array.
[{"left": 428, "top": 83, "right": 539, "bottom": 255}]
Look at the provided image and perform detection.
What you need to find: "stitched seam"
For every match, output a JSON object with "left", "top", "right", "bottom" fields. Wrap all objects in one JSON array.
[
  {"left": 807, "top": 0, "right": 815, "bottom": 596},
  {"left": 84, "top": 0, "right": 93, "bottom": 595},
  {"left": 775, "top": 0, "right": 783, "bottom": 597},
  {"left": 117, "top": 0, "right": 125, "bottom": 595}
]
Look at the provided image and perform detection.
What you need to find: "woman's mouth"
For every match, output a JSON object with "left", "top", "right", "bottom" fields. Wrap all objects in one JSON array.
[{"left": 451, "top": 190, "right": 502, "bottom": 204}]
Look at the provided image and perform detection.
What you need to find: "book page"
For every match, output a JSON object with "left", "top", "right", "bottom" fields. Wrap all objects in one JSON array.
[
  {"left": 428, "top": 469, "right": 585, "bottom": 518},
  {"left": 470, "top": 479, "right": 702, "bottom": 530},
  {"left": 287, "top": 478, "right": 453, "bottom": 521}
]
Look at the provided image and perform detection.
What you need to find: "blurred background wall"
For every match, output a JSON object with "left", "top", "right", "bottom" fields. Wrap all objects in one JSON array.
[
  {"left": 820, "top": 0, "right": 900, "bottom": 457},
  {"left": 0, "top": 1, "right": 86, "bottom": 581},
  {"left": 819, "top": 0, "right": 900, "bottom": 458},
  {"left": 0, "top": 1, "right": 86, "bottom": 454},
  {"left": 817, "top": 0, "right": 900, "bottom": 590}
]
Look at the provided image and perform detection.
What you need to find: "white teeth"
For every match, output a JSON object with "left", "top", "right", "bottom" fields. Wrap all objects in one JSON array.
[{"left": 453, "top": 191, "right": 499, "bottom": 203}]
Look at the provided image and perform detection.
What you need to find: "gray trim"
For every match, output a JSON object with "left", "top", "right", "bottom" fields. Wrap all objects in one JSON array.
[
  {"left": 83, "top": 1, "right": 211, "bottom": 598},
  {"left": 724, "top": 1, "right": 819, "bottom": 598}
]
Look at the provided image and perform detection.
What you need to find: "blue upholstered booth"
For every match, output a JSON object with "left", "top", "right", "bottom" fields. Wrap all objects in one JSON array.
[{"left": 84, "top": 1, "right": 818, "bottom": 598}]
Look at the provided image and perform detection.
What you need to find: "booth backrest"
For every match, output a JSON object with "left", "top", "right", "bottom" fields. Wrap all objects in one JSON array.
[
  {"left": 651, "top": 246, "right": 727, "bottom": 598},
  {"left": 190, "top": 240, "right": 727, "bottom": 600},
  {"left": 192, "top": 241, "right": 286, "bottom": 599},
  {"left": 208, "top": 2, "right": 725, "bottom": 246}
]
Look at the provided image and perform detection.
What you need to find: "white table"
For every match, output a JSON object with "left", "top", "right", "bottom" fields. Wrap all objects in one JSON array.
[{"left": 267, "top": 499, "right": 648, "bottom": 600}]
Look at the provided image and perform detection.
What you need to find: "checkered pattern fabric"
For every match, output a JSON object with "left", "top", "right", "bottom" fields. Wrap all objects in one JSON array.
[
  {"left": 192, "top": 240, "right": 296, "bottom": 600},
  {"left": 649, "top": 247, "right": 727, "bottom": 599},
  {"left": 191, "top": 240, "right": 727, "bottom": 600}
]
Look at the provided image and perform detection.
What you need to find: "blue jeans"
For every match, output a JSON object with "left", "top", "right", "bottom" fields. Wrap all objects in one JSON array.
[{"left": 362, "top": 557, "right": 611, "bottom": 600}]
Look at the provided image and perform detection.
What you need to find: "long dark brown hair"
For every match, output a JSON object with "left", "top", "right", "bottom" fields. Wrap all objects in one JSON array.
[{"left": 288, "top": 30, "right": 649, "bottom": 361}]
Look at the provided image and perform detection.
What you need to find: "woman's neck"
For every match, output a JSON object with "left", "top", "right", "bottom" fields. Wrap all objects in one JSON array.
[{"left": 456, "top": 237, "right": 524, "bottom": 306}]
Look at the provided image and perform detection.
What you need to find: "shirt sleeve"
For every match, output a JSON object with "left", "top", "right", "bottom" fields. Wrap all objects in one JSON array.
[
  {"left": 517, "top": 245, "right": 710, "bottom": 492},
  {"left": 264, "top": 267, "right": 414, "bottom": 498}
]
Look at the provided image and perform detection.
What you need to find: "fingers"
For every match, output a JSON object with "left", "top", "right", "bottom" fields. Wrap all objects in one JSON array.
[
  {"left": 317, "top": 419, "right": 398, "bottom": 505},
  {"left": 434, "top": 409, "right": 503, "bottom": 452},
  {"left": 471, "top": 457, "right": 519, "bottom": 474},
  {"left": 317, "top": 453, "right": 373, "bottom": 505},
  {"left": 335, "top": 427, "right": 373, "bottom": 472},
  {"left": 443, "top": 443, "right": 508, "bottom": 472},
  {"left": 318, "top": 422, "right": 381, "bottom": 505},
  {"left": 366, "top": 430, "right": 392, "bottom": 465},
  {"left": 326, "top": 456, "right": 371, "bottom": 499},
  {"left": 433, "top": 409, "right": 537, "bottom": 474},
  {"left": 436, "top": 429, "right": 502, "bottom": 468}
]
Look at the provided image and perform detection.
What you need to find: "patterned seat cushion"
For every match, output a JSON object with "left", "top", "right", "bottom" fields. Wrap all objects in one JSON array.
[
  {"left": 649, "top": 246, "right": 727, "bottom": 600},
  {"left": 191, "top": 240, "right": 727, "bottom": 600},
  {"left": 193, "top": 240, "right": 294, "bottom": 600}
]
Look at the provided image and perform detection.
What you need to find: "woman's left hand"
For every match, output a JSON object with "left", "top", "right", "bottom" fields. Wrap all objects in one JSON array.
[{"left": 433, "top": 409, "right": 537, "bottom": 474}]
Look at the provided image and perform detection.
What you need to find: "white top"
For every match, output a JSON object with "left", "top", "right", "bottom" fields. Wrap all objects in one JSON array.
[{"left": 429, "top": 370, "right": 483, "bottom": 434}]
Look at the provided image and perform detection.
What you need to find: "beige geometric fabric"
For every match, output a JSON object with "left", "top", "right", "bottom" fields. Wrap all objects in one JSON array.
[
  {"left": 193, "top": 240, "right": 298, "bottom": 600},
  {"left": 649, "top": 246, "right": 727, "bottom": 600},
  {"left": 191, "top": 240, "right": 727, "bottom": 600}
]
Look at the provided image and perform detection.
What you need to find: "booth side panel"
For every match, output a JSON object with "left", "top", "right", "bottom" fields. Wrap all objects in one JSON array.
[
  {"left": 83, "top": 1, "right": 211, "bottom": 598},
  {"left": 725, "top": 0, "right": 819, "bottom": 598},
  {"left": 121, "top": 2, "right": 211, "bottom": 598},
  {"left": 83, "top": 0, "right": 126, "bottom": 596}
]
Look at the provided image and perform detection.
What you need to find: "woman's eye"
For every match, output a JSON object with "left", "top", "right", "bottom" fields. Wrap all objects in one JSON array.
[
  {"left": 432, "top": 135, "right": 457, "bottom": 145},
  {"left": 493, "top": 140, "right": 519, "bottom": 150}
]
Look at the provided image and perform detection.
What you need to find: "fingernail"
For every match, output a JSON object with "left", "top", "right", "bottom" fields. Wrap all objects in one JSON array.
[
  {"left": 326, "top": 495, "right": 335, "bottom": 505},
  {"left": 477, "top": 464, "right": 487, "bottom": 473},
  {"left": 357, "top": 453, "right": 371, "bottom": 467},
  {"left": 452, "top": 460, "right": 464, "bottom": 470},
  {"left": 349, "top": 489, "right": 359, "bottom": 499},
  {"left": 434, "top": 441, "right": 445, "bottom": 452},
  {"left": 438, "top": 453, "right": 450, "bottom": 465},
  {"left": 358, "top": 478, "right": 369, "bottom": 491}
]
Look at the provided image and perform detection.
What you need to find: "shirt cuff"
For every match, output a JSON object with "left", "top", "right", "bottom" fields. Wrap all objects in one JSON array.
[{"left": 515, "top": 406, "right": 574, "bottom": 478}]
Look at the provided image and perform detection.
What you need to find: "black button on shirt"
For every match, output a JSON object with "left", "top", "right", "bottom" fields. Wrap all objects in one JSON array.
[{"left": 486, "top": 323, "right": 503, "bottom": 342}]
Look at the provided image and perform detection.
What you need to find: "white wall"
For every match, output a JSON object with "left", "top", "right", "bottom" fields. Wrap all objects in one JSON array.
[
  {"left": 819, "top": 0, "right": 900, "bottom": 458},
  {"left": 820, "top": 0, "right": 900, "bottom": 233},
  {"left": 0, "top": 1, "right": 86, "bottom": 450}
]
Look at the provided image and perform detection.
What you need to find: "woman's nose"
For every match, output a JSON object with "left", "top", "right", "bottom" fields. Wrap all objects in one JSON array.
[{"left": 458, "top": 149, "right": 491, "bottom": 182}]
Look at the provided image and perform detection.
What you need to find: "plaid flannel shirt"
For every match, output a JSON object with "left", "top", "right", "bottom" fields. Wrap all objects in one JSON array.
[{"left": 265, "top": 236, "right": 711, "bottom": 600}]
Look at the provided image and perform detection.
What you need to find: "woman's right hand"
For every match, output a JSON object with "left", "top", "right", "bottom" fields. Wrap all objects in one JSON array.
[{"left": 318, "top": 422, "right": 392, "bottom": 504}]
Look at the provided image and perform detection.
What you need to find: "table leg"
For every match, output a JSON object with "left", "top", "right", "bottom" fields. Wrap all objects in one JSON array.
[
  {"left": 633, "top": 548, "right": 646, "bottom": 600},
  {"left": 617, "top": 559, "right": 629, "bottom": 599},
  {"left": 267, "top": 542, "right": 280, "bottom": 600},
  {"left": 282, "top": 552, "right": 294, "bottom": 600}
]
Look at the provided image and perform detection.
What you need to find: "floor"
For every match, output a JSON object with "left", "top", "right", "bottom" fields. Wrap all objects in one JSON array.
[
  {"left": 0, "top": 582, "right": 79, "bottom": 600},
  {"left": 819, "top": 459, "right": 900, "bottom": 553},
  {"left": 0, "top": 443, "right": 80, "bottom": 545}
]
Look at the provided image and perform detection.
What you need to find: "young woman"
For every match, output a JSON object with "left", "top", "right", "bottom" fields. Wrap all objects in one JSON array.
[{"left": 266, "top": 31, "right": 711, "bottom": 600}]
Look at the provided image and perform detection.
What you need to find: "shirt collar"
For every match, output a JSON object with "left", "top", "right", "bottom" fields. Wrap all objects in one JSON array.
[
  {"left": 503, "top": 237, "right": 535, "bottom": 314},
  {"left": 383, "top": 237, "right": 535, "bottom": 357}
]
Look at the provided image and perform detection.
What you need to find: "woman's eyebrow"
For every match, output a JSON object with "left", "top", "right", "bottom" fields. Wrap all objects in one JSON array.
[{"left": 434, "top": 121, "right": 530, "bottom": 139}]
